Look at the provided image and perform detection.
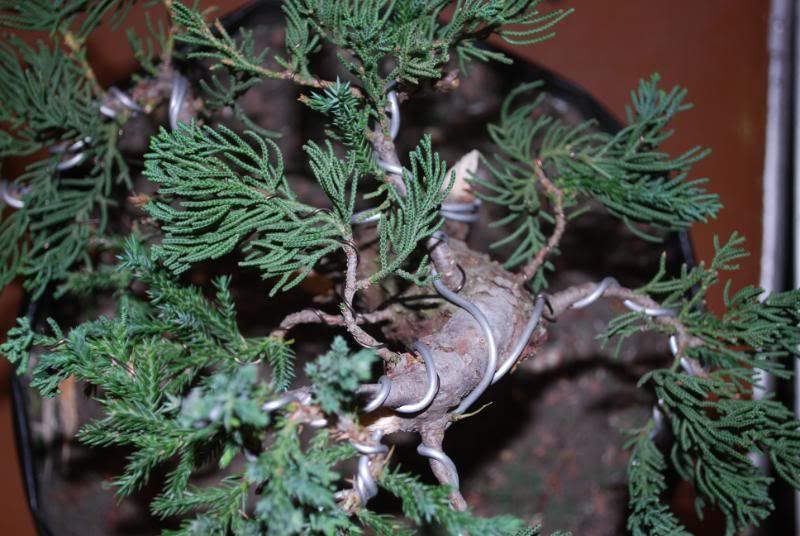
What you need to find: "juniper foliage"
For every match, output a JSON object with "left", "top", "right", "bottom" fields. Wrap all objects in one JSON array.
[
  {"left": 0, "top": 34, "right": 130, "bottom": 297},
  {"left": 604, "top": 234, "right": 800, "bottom": 534},
  {"left": 1, "top": 1, "right": 799, "bottom": 536},
  {"left": 474, "top": 76, "right": 721, "bottom": 285}
]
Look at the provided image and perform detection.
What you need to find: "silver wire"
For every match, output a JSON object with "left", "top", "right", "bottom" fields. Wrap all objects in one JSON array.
[
  {"left": 0, "top": 180, "right": 25, "bottom": 209},
  {"left": 56, "top": 151, "right": 87, "bottom": 171},
  {"left": 571, "top": 276, "right": 619, "bottom": 309},
  {"left": 669, "top": 334, "right": 679, "bottom": 356},
  {"left": 50, "top": 138, "right": 88, "bottom": 155},
  {"left": 376, "top": 159, "right": 403, "bottom": 176},
  {"left": 262, "top": 393, "right": 301, "bottom": 412},
  {"left": 99, "top": 105, "right": 117, "bottom": 119},
  {"left": 51, "top": 138, "right": 90, "bottom": 171},
  {"left": 108, "top": 86, "right": 142, "bottom": 112},
  {"left": 355, "top": 466, "right": 370, "bottom": 504},
  {"left": 352, "top": 431, "right": 387, "bottom": 505},
  {"left": 362, "top": 376, "right": 392, "bottom": 413},
  {"left": 416, "top": 443, "right": 460, "bottom": 491},
  {"left": 623, "top": 300, "right": 676, "bottom": 317},
  {"left": 492, "top": 294, "right": 547, "bottom": 384},
  {"left": 375, "top": 88, "right": 403, "bottom": 175},
  {"left": 565, "top": 278, "right": 699, "bottom": 441},
  {"left": 351, "top": 209, "right": 381, "bottom": 225},
  {"left": 439, "top": 209, "right": 480, "bottom": 223},
  {"left": 441, "top": 200, "right": 481, "bottom": 213},
  {"left": 649, "top": 401, "right": 666, "bottom": 440},
  {"left": 430, "top": 230, "right": 448, "bottom": 244},
  {"left": 169, "top": 73, "right": 189, "bottom": 130},
  {"left": 387, "top": 89, "right": 400, "bottom": 140},
  {"left": 395, "top": 341, "right": 440, "bottom": 413},
  {"left": 358, "top": 455, "right": 378, "bottom": 498},
  {"left": 352, "top": 441, "right": 389, "bottom": 456},
  {"left": 309, "top": 418, "right": 328, "bottom": 428},
  {"left": 669, "top": 334, "right": 698, "bottom": 376},
  {"left": 432, "top": 269, "right": 497, "bottom": 415}
]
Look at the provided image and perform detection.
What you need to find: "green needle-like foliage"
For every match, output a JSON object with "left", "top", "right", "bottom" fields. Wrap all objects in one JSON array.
[
  {"left": 375, "top": 135, "right": 454, "bottom": 284},
  {"left": 0, "top": 0, "right": 137, "bottom": 38},
  {"left": 476, "top": 75, "right": 722, "bottom": 277},
  {"left": 172, "top": 2, "right": 272, "bottom": 81},
  {"left": 305, "top": 336, "right": 377, "bottom": 414},
  {"left": 379, "top": 468, "right": 527, "bottom": 535},
  {"left": 600, "top": 233, "right": 800, "bottom": 535},
  {"left": 0, "top": 36, "right": 129, "bottom": 297},
  {"left": 626, "top": 425, "right": 691, "bottom": 536},
  {"left": 2, "top": 239, "right": 527, "bottom": 534},
  {"left": 170, "top": 1, "right": 281, "bottom": 138},
  {"left": 145, "top": 122, "right": 452, "bottom": 292},
  {"left": 0, "top": 36, "right": 98, "bottom": 149},
  {"left": 173, "top": 0, "right": 569, "bottom": 104},
  {"left": 144, "top": 122, "right": 348, "bottom": 294},
  {"left": 304, "top": 80, "right": 375, "bottom": 174}
]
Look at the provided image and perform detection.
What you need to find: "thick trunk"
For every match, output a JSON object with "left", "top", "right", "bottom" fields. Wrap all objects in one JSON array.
[{"left": 365, "top": 239, "right": 541, "bottom": 437}]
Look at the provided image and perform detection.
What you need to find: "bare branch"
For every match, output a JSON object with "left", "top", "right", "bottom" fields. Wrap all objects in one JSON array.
[
  {"left": 518, "top": 161, "right": 566, "bottom": 283},
  {"left": 342, "top": 242, "right": 397, "bottom": 362},
  {"left": 271, "top": 308, "right": 393, "bottom": 339}
]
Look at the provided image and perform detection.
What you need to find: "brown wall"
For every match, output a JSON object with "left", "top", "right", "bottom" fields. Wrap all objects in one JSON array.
[{"left": 0, "top": 1, "right": 768, "bottom": 533}]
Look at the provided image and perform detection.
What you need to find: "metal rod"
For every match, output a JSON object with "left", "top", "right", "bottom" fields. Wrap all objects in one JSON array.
[
  {"left": 387, "top": 89, "right": 400, "bottom": 140},
  {"left": 0, "top": 181, "right": 25, "bottom": 209},
  {"left": 262, "top": 394, "right": 301, "bottom": 412}
]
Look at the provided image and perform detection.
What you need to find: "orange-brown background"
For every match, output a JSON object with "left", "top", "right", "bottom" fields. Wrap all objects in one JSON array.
[{"left": 0, "top": 1, "right": 767, "bottom": 533}]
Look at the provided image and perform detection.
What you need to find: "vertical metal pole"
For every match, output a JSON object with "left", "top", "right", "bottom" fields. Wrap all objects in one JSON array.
[
  {"left": 791, "top": 0, "right": 800, "bottom": 532},
  {"left": 756, "top": 4, "right": 792, "bottom": 532},
  {"left": 760, "top": 0, "right": 790, "bottom": 305}
]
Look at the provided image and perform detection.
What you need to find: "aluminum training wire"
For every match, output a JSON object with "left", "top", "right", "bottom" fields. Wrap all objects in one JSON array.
[
  {"left": 54, "top": 86, "right": 142, "bottom": 175},
  {"left": 358, "top": 88, "right": 532, "bottom": 416},
  {"left": 395, "top": 341, "right": 440, "bottom": 413},
  {"left": 100, "top": 86, "right": 143, "bottom": 119},
  {"left": 169, "top": 73, "right": 189, "bottom": 131},
  {"left": 351, "top": 431, "right": 388, "bottom": 504},
  {"left": 569, "top": 276, "right": 702, "bottom": 438},
  {"left": 492, "top": 294, "right": 548, "bottom": 384},
  {"left": 431, "top": 267, "right": 498, "bottom": 415},
  {"left": 256, "top": 386, "right": 387, "bottom": 506},
  {"left": 0, "top": 180, "right": 25, "bottom": 209}
]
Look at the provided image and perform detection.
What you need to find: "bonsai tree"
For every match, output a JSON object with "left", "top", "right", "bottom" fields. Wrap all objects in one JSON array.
[{"left": 1, "top": 1, "right": 798, "bottom": 534}]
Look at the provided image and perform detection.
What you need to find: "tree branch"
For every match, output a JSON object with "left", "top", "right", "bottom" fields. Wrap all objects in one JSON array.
[
  {"left": 271, "top": 307, "right": 392, "bottom": 339},
  {"left": 518, "top": 161, "right": 566, "bottom": 283},
  {"left": 342, "top": 242, "right": 397, "bottom": 362},
  {"left": 548, "top": 281, "right": 706, "bottom": 377}
]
